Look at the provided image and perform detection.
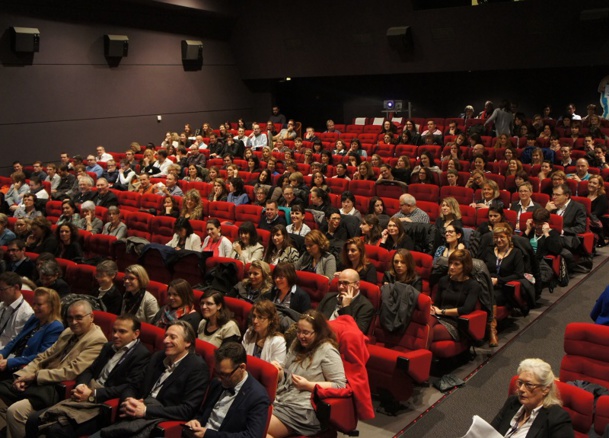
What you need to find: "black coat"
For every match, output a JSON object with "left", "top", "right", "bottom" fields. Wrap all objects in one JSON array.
[{"left": 491, "top": 395, "right": 574, "bottom": 438}]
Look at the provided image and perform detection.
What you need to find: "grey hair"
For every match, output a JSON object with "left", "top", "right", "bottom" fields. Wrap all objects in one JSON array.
[
  {"left": 81, "top": 201, "right": 96, "bottom": 212},
  {"left": 516, "top": 358, "right": 562, "bottom": 408},
  {"left": 399, "top": 193, "right": 416, "bottom": 206}
]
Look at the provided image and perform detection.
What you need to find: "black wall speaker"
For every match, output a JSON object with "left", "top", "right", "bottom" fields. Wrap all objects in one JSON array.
[
  {"left": 104, "top": 35, "right": 129, "bottom": 58},
  {"left": 386, "top": 26, "right": 413, "bottom": 52},
  {"left": 10, "top": 27, "right": 40, "bottom": 53},
  {"left": 182, "top": 40, "right": 203, "bottom": 62}
]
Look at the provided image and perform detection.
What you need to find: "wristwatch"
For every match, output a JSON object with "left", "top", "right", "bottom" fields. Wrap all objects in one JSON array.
[
  {"left": 441, "top": 309, "right": 446, "bottom": 316},
  {"left": 88, "top": 390, "right": 95, "bottom": 403}
]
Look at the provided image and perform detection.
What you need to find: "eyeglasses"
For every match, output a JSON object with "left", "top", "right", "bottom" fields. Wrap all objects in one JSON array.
[
  {"left": 67, "top": 313, "right": 91, "bottom": 322},
  {"left": 445, "top": 230, "right": 456, "bottom": 235},
  {"left": 338, "top": 280, "right": 357, "bottom": 286},
  {"left": 216, "top": 365, "right": 240, "bottom": 379},
  {"left": 0, "top": 286, "right": 13, "bottom": 292},
  {"left": 296, "top": 330, "right": 315, "bottom": 337},
  {"left": 516, "top": 379, "right": 542, "bottom": 391},
  {"left": 252, "top": 315, "right": 267, "bottom": 321}
]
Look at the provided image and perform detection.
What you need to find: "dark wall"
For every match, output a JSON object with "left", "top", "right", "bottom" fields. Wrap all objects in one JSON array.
[
  {"left": 0, "top": 4, "right": 255, "bottom": 171},
  {"left": 232, "top": 0, "right": 609, "bottom": 79},
  {"left": 264, "top": 66, "right": 609, "bottom": 130}
]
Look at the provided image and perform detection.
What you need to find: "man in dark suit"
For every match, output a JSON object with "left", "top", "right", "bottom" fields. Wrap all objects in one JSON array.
[
  {"left": 0, "top": 300, "right": 107, "bottom": 438},
  {"left": 94, "top": 178, "right": 118, "bottom": 208},
  {"left": 183, "top": 342, "right": 270, "bottom": 438},
  {"left": 317, "top": 269, "right": 375, "bottom": 334},
  {"left": 545, "top": 183, "right": 589, "bottom": 272},
  {"left": 94, "top": 320, "right": 209, "bottom": 436},
  {"left": 25, "top": 314, "right": 150, "bottom": 438},
  {"left": 5, "top": 240, "right": 35, "bottom": 279}
]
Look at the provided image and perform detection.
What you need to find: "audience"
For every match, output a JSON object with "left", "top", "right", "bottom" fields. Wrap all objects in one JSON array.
[
  {"left": 197, "top": 289, "right": 241, "bottom": 347},
  {"left": 242, "top": 300, "right": 286, "bottom": 364},
  {"left": 120, "top": 264, "right": 160, "bottom": 323}
]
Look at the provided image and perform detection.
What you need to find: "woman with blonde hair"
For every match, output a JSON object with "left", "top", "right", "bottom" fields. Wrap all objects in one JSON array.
[
  {"left": 471, "top": 179, "right": 503, "bottom": 209},
  {"left": 180, "top": 189, "right": 204, "bottom": 221},
  {"left": 436, "top": 197, "right": 463, "bottom": 234},
  {"left": 587, "top": 174, "right": 608, "bottom": 246},
  {"left": 121, "top": 264, "right": 160, "bottom": 323},
  {"left": 242, "top": 300, "right": 285, "bottom": 364},
  {"left": 230, "top": 260, "right": 274, "bottom": 303}
]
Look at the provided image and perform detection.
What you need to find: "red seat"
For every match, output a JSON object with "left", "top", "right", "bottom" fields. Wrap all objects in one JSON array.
[
  {"left": 150, "top": 216, "right": 176, "bottom": 244},
  {"left": 220, "top": 224, "right": 238, "bottom": 242},
  {"left": 595, "top": 396, "right": 609, "bottom": 437},
  {"left": 408, "top": 184, "right": 440, "bottom": 203},
  {"left": 395, "top": 145, "right": 418, "bottom": 159},
  {"left": 383, "top": 198, "right": 400, "bottom": 216},
  {"left": 140, "top": 247, "right": 173, "bottom": 284},
  {"left": 560, "top": 323, "right": 609, "bottom": 389},
  {"left": 295, "top": 271, "right": 330, "bottom": 307},
  {"left": 92, "top": 311, "right": 116, "bottom": 340},
  {"left": 411, "top": 251, "right": 433, "bottom": 294},
  {"left": 115, "top": 191, "right": 141, "bottom": 211},
  {"left": 86, "top": 234, "right": 117, "bottom": 259},
  {"left": 126, "top": 212, "right": 153, "bottom": 240},
  {"left": 417, "top": 145, "right": 442, "bottom": 160},
  {"left": 374, "top": 143, "right": 395, "bottom": 158},
  {"left": 375, "top": 181, "right": 407, "bottom": 199},
  {"left": 65, "top": 264, "right": 97, "bottom": 295},
  {"left": 366, "top": 293, "right": 433, "bottom": 406},
  {"left": 209, "top": 201, "right": 236, "bottom": 224},
  {"left": 171, "top": 252, "right": 203, "bottom": 287},
  {"left": 416, "top": 201, "right": 440, "bottom": 223},
  {"left": 224, "top": 296, "right": 253, "bottom": 334},
  {"left": 364, "top": 245, "right": 390, "bottom": 285},
  {"left": 507, "top": 376, "right": 593, "bottom": 438},
  {"left": 348, "top": 180, "right": 375, "bottom": 197},
  {"left": 326, "top": 178, "right": 349, "bottom": 195},
  {"left": 440, "top": 186, "right": 474, "bottom": 206},
  {"left": 458, "top": 204, "right": 477, "bottom": 228},
  {"left": 139, "top": 322, "right": 167, "bottom": 353},
  {"left": 140, "top": 193, "right": 164, "bottom": 213},
  {"left": 45, "top": 200, "right": 63, "bottom": 223},
  {"left": 235, "top": 204, "right": 263, "bottom": 226}
]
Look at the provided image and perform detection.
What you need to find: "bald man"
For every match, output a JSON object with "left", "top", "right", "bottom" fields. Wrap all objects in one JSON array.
[{"left": 317, "top": 269, "right": 375, "bottom": 334}]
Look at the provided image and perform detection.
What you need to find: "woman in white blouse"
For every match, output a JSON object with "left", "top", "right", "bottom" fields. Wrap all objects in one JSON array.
[{"left": 242, "top": 300, "right": 286, "bottom": 364}]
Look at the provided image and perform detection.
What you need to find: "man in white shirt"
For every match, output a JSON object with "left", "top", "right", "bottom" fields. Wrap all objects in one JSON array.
[
  {"left": 95, "top": 146, "right": 113, "bottom": 163},
  {"left": 0, "top": 272, "right": 34, "bottom": 350},
  {"left": 247, "top": 124, "right": 268, "bottom": 150}
]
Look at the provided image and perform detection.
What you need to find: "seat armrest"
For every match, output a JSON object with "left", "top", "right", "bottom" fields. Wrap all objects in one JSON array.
[
  {"left": 366, "top": 344, "right": 432, "bottom": 384},
  {"left": 458, "top": 310, "right": 487, "bottom": 341}
]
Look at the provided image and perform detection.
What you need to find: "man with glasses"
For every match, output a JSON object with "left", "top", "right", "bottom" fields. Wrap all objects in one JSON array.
[
  {"left": 0, "top": 300, "right": 106, "bottom": 438},
  {"left": 316, "top": 269, "right": 375, "bottom": 334},
  {"left": 393, "top": 194, "right": 430, "bottom": 224},
  {"left": 183, "top": 342, "right": 269, "bottom": 438},
  {"left": 26, "top": 314, "right": 150, "bottom": 437},
  {"left": 5, "top": 241, "right": 34, "bottom": 279},
  {"left": 93, "top": 320, "right": 208, "bottom": 437},
  {"left": 0, "top": 272, "right": 34, "bottom": 350},
  {"left": 85, "top": 155, "right": 103, "bottom": 179},
  {"left": 546, "top": 183, "right": 589, "bottom": 272}
]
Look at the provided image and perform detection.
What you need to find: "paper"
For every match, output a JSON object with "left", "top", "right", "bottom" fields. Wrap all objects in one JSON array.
[{"left": 459, "top": 415, "right": 503, "bottom": 438}]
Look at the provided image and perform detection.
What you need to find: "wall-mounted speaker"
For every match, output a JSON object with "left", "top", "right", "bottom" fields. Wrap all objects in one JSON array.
[
  {"left": 386, "top": 26, "right": 413, "bottom": 52},
  {"left": 104, "top": 35, "right": 129, "bottom": 58},
  {"left": 182, "top": 40, "right": 203, "bottom": 62},
  {"left": 10, "top": 27, "right": 40, "bottom": 53}
]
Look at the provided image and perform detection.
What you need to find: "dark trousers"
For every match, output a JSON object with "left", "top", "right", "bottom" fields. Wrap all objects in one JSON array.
[{"left": 26, "top": 408, "right": 102, "bottom": 438}]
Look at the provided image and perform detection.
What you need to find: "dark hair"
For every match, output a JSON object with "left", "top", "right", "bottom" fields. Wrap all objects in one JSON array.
[
  {"left": 532, "top": 207, "right": 550, "bottom": 223},
  {"left": 346, "top": 152, "right": 361, "bottom": 166},
  {"left": 229, "top": 177, "right": 244, "bottom": 195},
  {"left": 168, "top": 278, "right": 195, "bottom": 308},
  {"left": 264, "top": 224, "right": 293, "bottom": 263},
  {"left": 340, "top": 191, "right": 355, "bottom": 204},
  {"left": 56, "top": 222, "right": 79, "bottom": 244},
  {"left": 201, "top": 290, "right": 233, "bottom": 327},
  {"left": 272, "top": 262, "right": 298, "bottom": 287},
  {"left": 238, "top": 221, "right": 259, "bottom": 247},
  {"left": 207, "top": 218, "right": 221, "bottom": 229},
  {"left": 448, "top": 249, "right": 473, "bottom": 276},
  {"left": 340, "top": 238, "right": 368, "bottom": 272},
  {"left": 290, "top": 204, "right": 305, "bottom": 215},
  {"left": 215, "top": 342, "right": 247, "bottom": 367},
  {"left": 555, "top": 183, "right": 572, "bottom": 197},
  {"left": 174, "top": 217, "right": 193, "bottom": 237},
  {"left": 292, "top": 310, "right": 337, "bottom": 363},
  {"left": 245, "top": 300, "right": 282, "bottom": 343},
  {"left": 0, "top": 272, "right": 23, "bottom": 289},
  {"left": 116, "top": 314, "right": 142, "bottom": 332},
  {"left": 368, "top": 196, "right": 385, "bottom": 215},
  {"left": 361, "top": 214, "right": 383, "bottom": 245},
  {"left": 325, "top": 207, "right": 341, "bottom": 220},
  {"left": 247, "top": 156, "right": 260, "bottom": 170},
  {"left": 389, "top": 249, "right": 417, "bottom": 284},
  {"left": 420, "top": 151, "right": 437, "bottom": 168}
]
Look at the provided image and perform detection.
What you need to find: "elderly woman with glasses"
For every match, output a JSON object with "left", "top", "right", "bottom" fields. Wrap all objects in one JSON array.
[{"left": 491, "top": 358, "right": 573, "bottom": 437}]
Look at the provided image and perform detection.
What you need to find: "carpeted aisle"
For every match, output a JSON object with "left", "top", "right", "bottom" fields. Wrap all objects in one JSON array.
[{"left": 397, "top": 254, "right": 609, "bottom": 438}]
